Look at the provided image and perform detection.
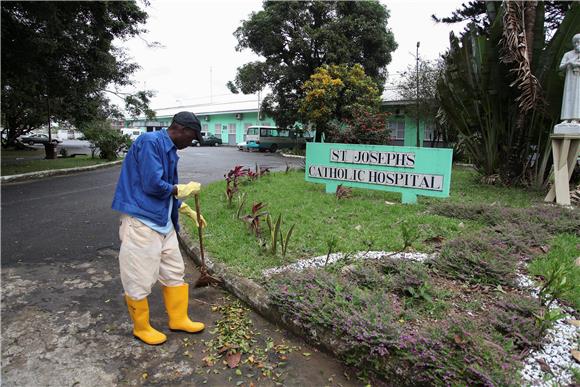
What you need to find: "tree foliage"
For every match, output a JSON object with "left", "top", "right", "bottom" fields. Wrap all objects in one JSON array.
[
  {"left": 432, "top": 0, "right": 570, "bottom": 38},
  {"left": 228, "top": 1, "right": 397, "bottom": 129},
  {"left": 80, "top": 120, "right": 132, "bottom": 161},
  {"left": 1, "top": 1, "right": 155, "bottom": 148},
  {"left": 299, "top": 64, "right": 381, "bottom": 140},
  {"left": 437, "top": 1, "right": 580, "bottom": 186}
]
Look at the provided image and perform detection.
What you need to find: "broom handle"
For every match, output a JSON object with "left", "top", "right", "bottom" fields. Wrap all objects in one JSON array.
[{"left": 193, "top": 194, "right": 206, "bottom": 270}]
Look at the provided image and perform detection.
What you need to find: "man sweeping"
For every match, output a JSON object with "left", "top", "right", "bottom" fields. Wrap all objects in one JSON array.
[{"left": 112, "top": 111, "right": 208, "bottom": 345}]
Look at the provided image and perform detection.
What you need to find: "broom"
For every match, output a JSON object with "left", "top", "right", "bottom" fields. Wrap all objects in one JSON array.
[{"left": 193, "top": 194, "right": 222, "bottom": 287}]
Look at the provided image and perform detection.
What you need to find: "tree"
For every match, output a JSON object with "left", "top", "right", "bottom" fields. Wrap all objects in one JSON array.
[
  {"left": 437, "top": 2, "right": 580, "bottom": 186},
  {"left": 397, "top": 58, "right": 448, "bottom": 146},
  {"left": 299, "top": 64, "right": 381, "bottom": 140},
  {"left": 432, "top": 1, "right": 571, "bottom": 38},
  {"left": 228, "top": 1, "right": 397, "bottom": 131},
  {"left": 1, "top": 1, "right": 155, "bottom": 155}
]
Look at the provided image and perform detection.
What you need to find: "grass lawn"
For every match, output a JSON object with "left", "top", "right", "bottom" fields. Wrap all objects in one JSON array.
[
  {"left": 1, "top": 155, "right": 110, "bottom": 176},
  {"left": 1, "top": 148, "right": 45, "bottom": 160},
  {"left": 185, "top": 167, "right": 545, "bottom": 279}
]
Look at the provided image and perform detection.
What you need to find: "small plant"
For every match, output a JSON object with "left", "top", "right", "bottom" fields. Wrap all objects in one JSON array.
[
  {"left": 224, "top": 165, "right": 247, "bottom": 206},
  {"left": 325, "top": 236, "right": 338, "bottom": 266},
  {"left": 279, "top": 222, "right": 295, "bottom": 259},
  {"left": 400, "top": 220, "right": 420, "bottom": 251},
  {"left": 266, "top": 214, "right": 282, "bottom": 255},
  {"left": 336, "top": 184, "right": 352, "bottom": 200},
  {"left": 534, "top": 307, "right": 566, "bottom": 336},
  {"left": 537, "top": 259, "right": 576, "bottom": 310},
  {"left": 235, "top": 192, "right": 247, "bottom": 219},
  {"left": 242, "top": 202, "right": 268, "bottom": 236}
]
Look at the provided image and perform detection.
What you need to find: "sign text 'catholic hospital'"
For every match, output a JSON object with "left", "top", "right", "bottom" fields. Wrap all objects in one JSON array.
[{"left": 308, "top": 165, "right": 443, "bottom": 191}]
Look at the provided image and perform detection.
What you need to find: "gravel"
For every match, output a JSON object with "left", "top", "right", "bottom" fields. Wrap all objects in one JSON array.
[
  {"left": 516, "top": 274, "right": 579, "bottom": 386},
  {"left": 262, "top": 250, "right": 436, "bottom": 277}
]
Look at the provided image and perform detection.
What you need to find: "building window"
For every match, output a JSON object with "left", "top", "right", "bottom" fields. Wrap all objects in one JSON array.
[
  {"left": 215, "top": 124, "right": 221, "bottom": 135},
  {"left": 202, "top": 124, "right": 209, "bottom": 133},
  {"left": 388, "top": 120, "right": 405, "bottom": 139},
  {"left": 228, "top": 123, "right": 236, "bottom": 134},
  {"left": 424, "top": 123, "right": 438, "bottom": 141}
]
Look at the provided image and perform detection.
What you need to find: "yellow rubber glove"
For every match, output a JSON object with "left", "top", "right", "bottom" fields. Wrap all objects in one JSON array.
[
  {"left": 175, "top": 181, "right": 201, "bottom": 199},
  {"left": 179, "top": 202, "right": 207, "bottom": 228}
]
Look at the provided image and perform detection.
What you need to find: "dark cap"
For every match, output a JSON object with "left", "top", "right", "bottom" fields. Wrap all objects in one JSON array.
[{"left": 172, "top": 111, "right": 201, "bottom": 132}]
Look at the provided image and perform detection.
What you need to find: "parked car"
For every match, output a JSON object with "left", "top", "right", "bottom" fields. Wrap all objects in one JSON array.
[
  {"left": 191, "top": 133, "right": 223, "bottom": 147},
  {"left": 237, "top": 141, "right": 247, "bottom": 151},
  {"left": 19, "top": 133, "right": 62, "bottom": 145}
]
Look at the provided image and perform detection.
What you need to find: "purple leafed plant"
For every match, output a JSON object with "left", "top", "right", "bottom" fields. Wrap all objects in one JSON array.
[{"left": 241, "top": 202, "right": 268, "bottom": 236}]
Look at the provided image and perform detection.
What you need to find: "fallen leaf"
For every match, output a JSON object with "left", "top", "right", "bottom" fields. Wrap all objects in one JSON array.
[
  {"left": 354, "top": 225, "right": 362, "bottom": 231},
  {"left": 384, "top": 201, "right": 395, "bottom": 205},
  {"left": 458, "top": 222, "right": 465, "bottom": 228},
  {"left": 536, "top": 358, "right": 553, "bottom": 374},
  {"left": 572, "top": 350, "right": 580, "bottom": 363},
  {"left": 235, "top": 369, "right": 242, "bottom": 376},
  {"left": 227, "top": 352, "right": 242, "bottom": 368},
  {"left": 453, "top": 335, "right": 465, "bottom": 345},
  {"left": 302, "top": 352, "right": 311, "bottom": 357},
  {"left": 142, "top": 372, "right": 148, "bottom": 380},
  {"left": 567, "top": 319, "right": 580, "bottom": 327},
  {"left": 575, "top": 256, "right": 580, "bottom": 267}
]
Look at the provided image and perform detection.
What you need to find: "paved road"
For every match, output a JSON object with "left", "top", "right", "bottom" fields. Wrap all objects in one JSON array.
[{"left": 2, "top": 147, "right": 350, "bottom": 386}]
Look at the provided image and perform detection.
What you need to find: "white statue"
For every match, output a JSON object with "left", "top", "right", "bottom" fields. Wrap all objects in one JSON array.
[{"left": 559, "top": 33, "right": 580, "bottom": 123}]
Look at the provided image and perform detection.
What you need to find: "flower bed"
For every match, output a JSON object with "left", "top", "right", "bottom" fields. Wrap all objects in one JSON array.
[{"left": 184, "top": 167, "right": 579, "bottom": 385}]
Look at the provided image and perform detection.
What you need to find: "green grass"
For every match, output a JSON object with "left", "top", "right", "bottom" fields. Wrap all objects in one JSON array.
[
  {"left": 1, "top": 155, "right": 110, "bottom": 176},
  {"left": 186, "top": 167, "right": 543, "bottom": 279},
  {"left": 424, "top": 166, "right": 545, "bottom": 207},
  {"left": 1, "top": 148, "right": 44, "bottom": 160},
  {"left": 528, "top": 234, "right": 580, "bottom": 310}
]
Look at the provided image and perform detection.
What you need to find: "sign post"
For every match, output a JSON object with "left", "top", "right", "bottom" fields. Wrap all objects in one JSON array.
[{"left": 305, "top": 143, "right": 453, "bottom": 204}]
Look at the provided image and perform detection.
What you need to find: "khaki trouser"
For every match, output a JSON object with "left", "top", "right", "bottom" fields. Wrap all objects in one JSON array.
[{"left": 118, "top": 215, "right": 184, "bottom": 300}]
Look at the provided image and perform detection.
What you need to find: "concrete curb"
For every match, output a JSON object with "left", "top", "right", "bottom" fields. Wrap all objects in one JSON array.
[
  {"left": 177, "top": 222, "right": 346, "bottom": 357},
  {"left": 1, "top": 160, "right": 123, "bottom": 183},
  {"left": 280, "top": 153, "right": 305, "bottom": 159}
]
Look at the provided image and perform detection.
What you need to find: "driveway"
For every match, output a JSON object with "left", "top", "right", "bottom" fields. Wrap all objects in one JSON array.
[{"left": 1, "top": 148, "right": 352, "bottom": 386}]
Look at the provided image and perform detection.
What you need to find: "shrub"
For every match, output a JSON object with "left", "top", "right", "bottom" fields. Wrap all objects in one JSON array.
[
  {"left": 435, "top": 234, "right": 517, "bottom": 286},
  {"left": 80, "top": 121, "right": 131, "bottom": 161}
]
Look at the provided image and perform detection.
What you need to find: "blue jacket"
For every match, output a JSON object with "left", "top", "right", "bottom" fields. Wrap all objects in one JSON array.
[{"left": 112, "top": 130, "right": 181, "bottom": 231}]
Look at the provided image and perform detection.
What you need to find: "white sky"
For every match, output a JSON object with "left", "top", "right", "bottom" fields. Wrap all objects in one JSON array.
[{"left": 117, "top": 0, "right": 468, "bottom": 111}]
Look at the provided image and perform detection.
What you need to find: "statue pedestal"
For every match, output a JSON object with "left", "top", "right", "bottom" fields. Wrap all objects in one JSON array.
[
  {"left": 545, "top": 133, "right": 580, "bottom": 206},
  {"left": 554, "top": 122, "right": 580, "bottom": 135}
]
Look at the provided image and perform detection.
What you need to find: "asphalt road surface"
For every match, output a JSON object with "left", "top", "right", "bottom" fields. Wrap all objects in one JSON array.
[{"left": 1, "top": 146, "right": 302, "bottom": 265}]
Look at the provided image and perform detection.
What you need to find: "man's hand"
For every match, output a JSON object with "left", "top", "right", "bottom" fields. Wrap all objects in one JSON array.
[
  {"left": 174, "top": 181, "right": 201, "bottom": 199},
  {"left": 179, "top": 202, "right": 207, "bottom": 228}
]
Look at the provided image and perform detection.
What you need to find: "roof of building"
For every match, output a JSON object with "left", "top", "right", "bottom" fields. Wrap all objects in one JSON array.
[{"left": 131, "top": 89, "right": 413, "bottom": 121}]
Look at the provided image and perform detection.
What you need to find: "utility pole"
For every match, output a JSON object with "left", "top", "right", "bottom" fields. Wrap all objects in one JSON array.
[
  {"left": 210, "top": 66, "right": 213, "bottom": 104},
  {"left": 416, "top": 41, "right": 421, "bottom": 147}
]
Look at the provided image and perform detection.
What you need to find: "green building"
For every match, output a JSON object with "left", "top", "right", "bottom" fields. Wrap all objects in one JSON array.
[{"left": 125, "top": 98, "right": 440, "bottom": 147}]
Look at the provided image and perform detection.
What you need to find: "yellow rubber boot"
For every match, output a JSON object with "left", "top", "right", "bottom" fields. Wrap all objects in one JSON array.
[
  {"left": 125, "top": 296, "right": 167, "bottom": 345},
  {"left": 162, "top": 284, "right": 205, "bottom": 333}
]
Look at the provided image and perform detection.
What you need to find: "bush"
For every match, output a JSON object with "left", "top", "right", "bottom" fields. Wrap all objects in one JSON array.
[
  {"left": 326, "top": 108, "right": 391, "bottom": 145},
  {"left": 80, "top": 121, "right": 132, "bottom": 161},
  {"left": 435, "top": 234, "right": 518, "bottom": 286}
]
